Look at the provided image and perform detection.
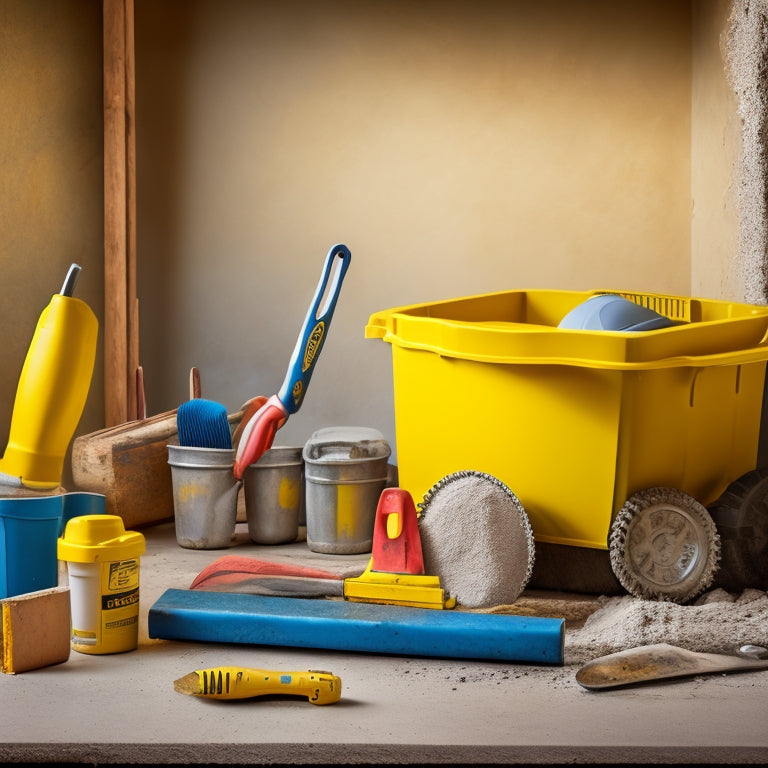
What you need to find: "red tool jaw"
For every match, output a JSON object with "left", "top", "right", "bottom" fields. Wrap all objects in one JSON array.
[
  {"left": 232, "top": 395, "right": 288, "bottom": 480},
  {"left": 369, "top": 488, "right": 425, "bottom": 575}
]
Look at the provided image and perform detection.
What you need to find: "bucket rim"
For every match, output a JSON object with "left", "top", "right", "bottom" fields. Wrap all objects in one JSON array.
[{"left": 168, "top": 461, "right": 235, "bottom": 470}]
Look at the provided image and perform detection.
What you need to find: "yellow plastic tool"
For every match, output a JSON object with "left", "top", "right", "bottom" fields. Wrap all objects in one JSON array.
[
  {"left": 343, "top": 564, "right": 456, "bottom": 609},
  {"left": 0, "top": 264, "right": 98, "bottom": 489},
  {"left": 173, "top": 667, "right": 341, "bottom": 704},
  {"left": 342, "top": 488, "right": 456, "bottom": 610}
]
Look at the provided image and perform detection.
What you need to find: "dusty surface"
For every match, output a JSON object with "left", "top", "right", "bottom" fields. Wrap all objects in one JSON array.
[{"left": 1, "top": 522, "right": 766, "bottom": 765}]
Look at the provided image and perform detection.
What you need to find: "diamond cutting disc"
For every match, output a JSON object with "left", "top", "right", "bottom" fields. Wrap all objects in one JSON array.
[{"left": 417, "top": 470, "right": 535, "bottom": 609}]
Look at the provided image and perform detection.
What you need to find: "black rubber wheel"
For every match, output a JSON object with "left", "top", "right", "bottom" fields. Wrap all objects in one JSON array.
[
  {"left": 707, "top": 467, "right": 768, "bottom": 592},
  {"left": 609, "top": 487, "right": 720, "bottom": 603}
]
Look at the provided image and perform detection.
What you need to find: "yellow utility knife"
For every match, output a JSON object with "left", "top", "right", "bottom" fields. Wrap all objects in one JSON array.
[{"left": 173, "top": 667, "right": 341, "bottom": 705}]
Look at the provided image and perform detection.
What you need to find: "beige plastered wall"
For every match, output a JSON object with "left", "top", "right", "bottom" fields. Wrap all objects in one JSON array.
[
  {"left": 0, "top": 0, "right": 104, "bottom": 487},
  {"left": 134, "top": 0, "right": 699, "bottom": 460},
  {"left": 0, "top": 0, "right": 751, "bottom": 476}
]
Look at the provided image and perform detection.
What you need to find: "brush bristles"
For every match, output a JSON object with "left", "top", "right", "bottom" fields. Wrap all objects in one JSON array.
[{"left": 177, "top": 399, "right": 233, "bottom": 449}]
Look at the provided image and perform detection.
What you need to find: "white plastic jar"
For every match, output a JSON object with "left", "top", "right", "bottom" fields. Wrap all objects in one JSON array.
[{"left": 58, "top": 514, "right": 145, "bottom": 654}]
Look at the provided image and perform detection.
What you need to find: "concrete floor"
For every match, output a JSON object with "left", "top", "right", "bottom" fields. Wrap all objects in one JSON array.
[{"left": 1, "top": 521, "right": 767, "bottom": 765}]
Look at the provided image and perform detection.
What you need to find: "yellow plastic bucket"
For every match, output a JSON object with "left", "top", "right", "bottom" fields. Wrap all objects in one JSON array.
[
  {"left": 58, "top": 514, "right": 145, "bottom": 654},
  {"left": 366, "top": 289, "right": 768, "bottom": 549}
]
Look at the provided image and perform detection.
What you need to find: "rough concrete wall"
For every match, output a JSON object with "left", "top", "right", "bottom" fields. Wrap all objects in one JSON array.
[
  {"left": 726, "top": 0, "right": 768, "bottom": 303},
  {"left": 691, "top": 0, "right": 742, "bottom": 302}
]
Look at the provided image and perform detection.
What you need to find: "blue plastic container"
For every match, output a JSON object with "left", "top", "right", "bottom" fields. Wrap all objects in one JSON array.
[
  {"left": 60, "top": 491, "right": 106, "bottom": 536},
  {"left": 0, "top": 496, "right": 63, "bottom": 598},
  {"left": 0, "top": 492, "right": 107, "bottom": 599}
]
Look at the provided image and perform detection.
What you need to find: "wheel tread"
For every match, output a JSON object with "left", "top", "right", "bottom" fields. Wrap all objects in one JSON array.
[
  {"left": 609, "top": 487, "right": 720, "bottom": 604},
  {"left": 708, "top": 468, "right": 768, "bottom": 592}
]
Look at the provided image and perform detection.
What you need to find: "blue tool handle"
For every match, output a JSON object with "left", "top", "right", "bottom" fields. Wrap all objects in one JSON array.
[{"left": 277, "top": 244, "right": 351, "bottom": 414}]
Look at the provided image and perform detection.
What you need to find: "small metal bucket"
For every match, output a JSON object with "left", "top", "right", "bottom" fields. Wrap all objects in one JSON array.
[
  {"left": 243, "top": 446, "right": 304, "bottom": 545},
  {"left": 167, "top": 445, "right": 239, "bottom": 549},
  {"left": 303, "top": 427, "right": 391, "bottom": 554}
]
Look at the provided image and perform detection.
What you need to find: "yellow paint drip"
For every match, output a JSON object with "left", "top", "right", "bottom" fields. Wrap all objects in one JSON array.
[
  {"left": 177, "top": 481, "right": 207, "bottom": 503},
  {"left": 336, "top": 485, "right": 358, "bottom": 540},
  {"left": 278, "top": 477, "right": 299, "bottom": 510}
]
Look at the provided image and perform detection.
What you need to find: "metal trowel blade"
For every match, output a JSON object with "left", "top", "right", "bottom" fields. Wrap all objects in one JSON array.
[{"left": 576, "top": 642, "right": 768, "bottom": 690}]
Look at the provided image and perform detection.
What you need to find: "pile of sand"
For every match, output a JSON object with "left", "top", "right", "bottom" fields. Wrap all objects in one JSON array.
[
  {"left": 564, "top": 588, "right": 768, "bottom": 665},
  {"left": 489, "top": 587, "right": 768, "bottom": 666}
]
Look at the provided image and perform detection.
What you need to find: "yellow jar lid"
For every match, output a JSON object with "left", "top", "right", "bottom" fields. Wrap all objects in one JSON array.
[{"left": 58, "top": 514, "right": 145, "bottom": 563}]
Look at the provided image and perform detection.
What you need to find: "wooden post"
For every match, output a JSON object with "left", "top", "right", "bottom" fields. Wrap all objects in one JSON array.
[{"left": 103, "top": 0, "right": 139, "bottom": 426}]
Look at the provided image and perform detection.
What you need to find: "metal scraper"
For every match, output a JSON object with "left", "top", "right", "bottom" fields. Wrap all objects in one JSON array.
[{"left": 576, "top": 642, "right": 768, "bottom": 690}]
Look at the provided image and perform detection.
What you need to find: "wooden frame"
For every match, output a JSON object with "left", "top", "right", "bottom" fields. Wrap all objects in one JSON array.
[{"left": 103, "top": 0, "right": 139, "bottom": 426}]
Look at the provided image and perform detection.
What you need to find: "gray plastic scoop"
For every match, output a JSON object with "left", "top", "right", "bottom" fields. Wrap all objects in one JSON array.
[{"left": 576, "top": 643, "right": 768, "bottom": 690}]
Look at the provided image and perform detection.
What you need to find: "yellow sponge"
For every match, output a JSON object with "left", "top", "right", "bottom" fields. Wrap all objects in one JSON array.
[{"left": 1, "top": 586, "right": 71, "bottom": 674}]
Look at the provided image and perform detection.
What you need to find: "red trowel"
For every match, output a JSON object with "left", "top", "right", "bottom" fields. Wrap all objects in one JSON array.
[
  {"left": 188, "top": 489, "right": 455, "bottom": 609},
  {"left": 189, "top": 555, "right": 363, "bottom": 598},
  {"left": 343, "top": 488, "right": 456, "bottom": 609}
]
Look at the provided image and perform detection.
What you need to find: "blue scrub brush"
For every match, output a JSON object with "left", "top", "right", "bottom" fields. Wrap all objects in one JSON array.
[{"left": 176, "top": 367, "right": 233, "bottom": 449}]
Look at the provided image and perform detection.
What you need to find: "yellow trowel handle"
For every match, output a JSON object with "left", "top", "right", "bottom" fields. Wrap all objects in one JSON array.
[
  {"left": 176, "top": 667, "right": 342, "bottom": 704},
  {"left": 0, "top": 269, "right": 98, "bottom": 489}
]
